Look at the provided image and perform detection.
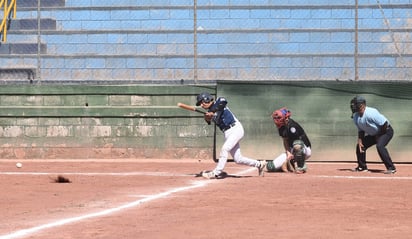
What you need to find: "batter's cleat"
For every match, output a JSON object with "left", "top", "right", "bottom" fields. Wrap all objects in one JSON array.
[
  {"left": 201, "top": 170, "right": 217, "bottom": 179},
  {"left": 258, "top": 160, "right": 267, "bottom": 177},
  {"left": 383, "top": 168, "right": 396, "bottom": 174},
  {"left": 351, "top": 167, "right": 368, "bottom": 172}
]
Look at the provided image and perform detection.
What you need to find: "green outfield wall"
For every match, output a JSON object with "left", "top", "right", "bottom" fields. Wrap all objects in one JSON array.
[
  {"left": 0, "top": 82, "right": 411, "bottom": 163},
  {"left": 217, "top": 81, "right": 412, "bottom": 163}
]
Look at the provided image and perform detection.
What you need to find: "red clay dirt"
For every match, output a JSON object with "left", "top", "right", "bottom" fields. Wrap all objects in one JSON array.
[{"left": 0, "top": 159, "right": 411, "bottom": 239}]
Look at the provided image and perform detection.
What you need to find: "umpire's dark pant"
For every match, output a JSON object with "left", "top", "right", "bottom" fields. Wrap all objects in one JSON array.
[{"left": 356, "top": 125, "right": 395, "bottom": 170}]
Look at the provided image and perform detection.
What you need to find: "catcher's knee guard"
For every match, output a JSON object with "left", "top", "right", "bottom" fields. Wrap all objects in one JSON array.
[{"left": 292, "top": 140, "right": 306, "bottom": 169}]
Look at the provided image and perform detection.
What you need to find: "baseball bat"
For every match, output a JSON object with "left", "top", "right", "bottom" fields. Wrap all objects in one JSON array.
[{"left": 177, "top": 102, "right": 206, "bottom": 114}]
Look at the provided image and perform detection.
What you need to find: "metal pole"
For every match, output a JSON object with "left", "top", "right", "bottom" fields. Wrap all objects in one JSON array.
[
  {"left": 37, "top": 0, "right": 41, "bottom": 81},
  {"left": 354, "top": 0, "right": 359, "bottom": 81},
  {"left": 193, "top": 0, "right": 198, "bottom": 84}
]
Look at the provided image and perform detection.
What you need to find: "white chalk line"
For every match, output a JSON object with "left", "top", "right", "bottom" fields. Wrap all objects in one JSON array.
[
  {"left": 315, "top": 175, "right": 412, "bottom": 180},
  {"left": 0, "top": 167, "right": 254, "bottom": 239},
  {"left": 0, "top": 172, "right": 192, "bottom": 177}
]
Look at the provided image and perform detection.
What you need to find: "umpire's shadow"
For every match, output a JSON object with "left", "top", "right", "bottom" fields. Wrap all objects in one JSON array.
[{"left": 337, "top": 168, "right": 385, "bottom": 174}]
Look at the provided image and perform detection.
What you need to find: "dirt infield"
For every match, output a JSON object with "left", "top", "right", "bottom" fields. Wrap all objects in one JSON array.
[{"left": 0, "top": 159, "right": 411, "bottom": 239}]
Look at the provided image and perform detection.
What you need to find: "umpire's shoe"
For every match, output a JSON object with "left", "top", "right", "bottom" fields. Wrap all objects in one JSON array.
[
  {"left": 384, "top": 168, "right": 396, "bottom": 174},
  {"left": 351, "top": 167, "right": 369, "bottom": 172}
]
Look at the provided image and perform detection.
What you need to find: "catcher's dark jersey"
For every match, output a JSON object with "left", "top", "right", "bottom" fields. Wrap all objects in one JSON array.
[{"left": 278, "top": 118, "right": 311, "bottom": 148}]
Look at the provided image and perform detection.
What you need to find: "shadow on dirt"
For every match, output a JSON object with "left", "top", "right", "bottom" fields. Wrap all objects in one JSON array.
[
  {"left": 337, "top": 168, "right": 385, "bottom": 174},
  {"left": 189, "top": 171, "right": 252, "bottom": 179}
]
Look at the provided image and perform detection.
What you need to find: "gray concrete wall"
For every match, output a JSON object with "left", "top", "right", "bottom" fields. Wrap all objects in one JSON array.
[{"left": 0, "top": 84, "right": 216, "bottom": 160}]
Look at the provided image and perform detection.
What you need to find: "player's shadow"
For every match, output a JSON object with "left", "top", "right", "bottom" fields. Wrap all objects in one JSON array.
[
  {"left": 337, "top": 168, "right": 385, "bottom": 174},
  {"left": 190, "top": 171, "right": 252, "bottom": 179}
]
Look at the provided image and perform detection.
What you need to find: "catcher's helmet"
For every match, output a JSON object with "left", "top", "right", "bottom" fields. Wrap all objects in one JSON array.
[
  {"left": 196, "top": 92, "right": 214, "bottom": 106},
  {"left": 350, "top": 96, "right": 366, "bottom": 114},
  {"left": 272, "top": 107, "right": 291, "bottom": 128}
]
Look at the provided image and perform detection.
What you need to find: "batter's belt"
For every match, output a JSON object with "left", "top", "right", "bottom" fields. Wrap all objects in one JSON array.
[{"left": 221, "top": 122, "right": 236, "bottom": 132}]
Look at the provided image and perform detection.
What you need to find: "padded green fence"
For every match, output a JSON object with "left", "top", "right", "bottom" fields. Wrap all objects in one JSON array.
[{"left": 216, "top": 81, "right": 412, "bottom": 163}]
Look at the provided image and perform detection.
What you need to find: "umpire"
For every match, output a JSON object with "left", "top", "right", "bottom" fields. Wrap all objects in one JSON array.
[{"left": 350, "top": 96, "right": 396, "bottom": 174}]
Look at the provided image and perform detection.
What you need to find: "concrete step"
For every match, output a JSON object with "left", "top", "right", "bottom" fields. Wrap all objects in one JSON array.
[
  {"left": 0, "top": 43, "right": 47, "bottom": 54},
  {"left": 9, "top": 18, "right": 57, "bottom": 31},
  {"left": 17, "top": 0, "right": 65, "bottom": 8}
]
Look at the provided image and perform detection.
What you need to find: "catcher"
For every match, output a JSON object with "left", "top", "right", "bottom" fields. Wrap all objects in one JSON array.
[
  {"left": 196, "top": 92, "right": 266, "bottom": 179},
  {"left": 266, "top": 107, "right": 312, "bottom": 174}
]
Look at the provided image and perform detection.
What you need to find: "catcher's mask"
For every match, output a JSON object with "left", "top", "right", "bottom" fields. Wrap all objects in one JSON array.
[
  {"left": 350, "top": 96, "right": 366, "bottom": 117},
  {"left": 272, "top": 107, "right": 291, "bottom": 128},
  {"left": 196, "top": 92, "right": 214, "bottom": 106}
]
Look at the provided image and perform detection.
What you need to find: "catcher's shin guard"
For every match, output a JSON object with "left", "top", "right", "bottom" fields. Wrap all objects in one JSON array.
[
  {"left": 292, "top": 140, "right": 307, "bottom": 172},
  {"left": 286, "top": 159, "right": 296, "bottom": 172},
  {"left": 295, "top": 154, "right": 305, "bottom": 168}
]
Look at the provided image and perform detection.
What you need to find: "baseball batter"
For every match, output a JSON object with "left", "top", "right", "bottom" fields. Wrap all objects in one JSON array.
[
  {"left": 350, "top": 96, "right": 396, "bottom": 174},
  {"left": 195, "top": 92, "right": 266, "bottom": 179},
  {"left": 266, "top": 107, "right": 312, "bottom": 174}
]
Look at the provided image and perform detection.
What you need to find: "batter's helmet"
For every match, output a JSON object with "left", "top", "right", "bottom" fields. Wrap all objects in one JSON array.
[{"left": 196, "top": 92, "right": 214, "bottom": 106}]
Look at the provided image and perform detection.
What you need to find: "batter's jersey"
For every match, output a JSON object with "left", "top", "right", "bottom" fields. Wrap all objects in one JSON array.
[
  {"left": 209, "top": 97, "right": 237, "bottom": 131},
  {"left": 278, "top": 118, "right": 311, "bottom": 148}
]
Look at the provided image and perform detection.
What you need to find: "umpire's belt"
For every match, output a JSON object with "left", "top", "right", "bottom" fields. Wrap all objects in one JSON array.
[{"left": 222, "top": 122, "right": 236, "bottom": 132}]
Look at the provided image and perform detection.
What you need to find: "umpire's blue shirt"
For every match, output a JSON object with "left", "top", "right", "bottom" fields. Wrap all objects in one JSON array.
[{"left": 353, "top": 106, "right": 389, "bottom": 136}]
